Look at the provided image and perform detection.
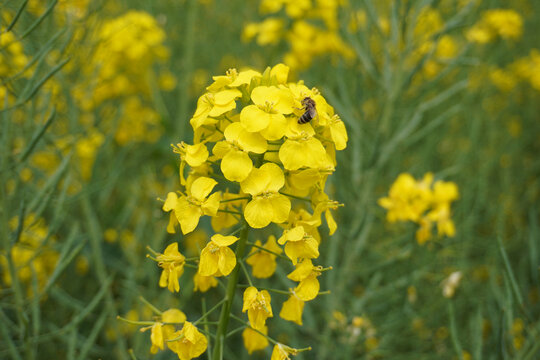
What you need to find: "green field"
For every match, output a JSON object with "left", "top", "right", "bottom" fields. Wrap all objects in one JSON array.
[{"left": 1, "top": 0, "right": 539, "bottom": 359}]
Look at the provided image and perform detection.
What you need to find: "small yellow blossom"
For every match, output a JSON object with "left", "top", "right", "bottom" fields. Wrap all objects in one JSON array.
[
  {"left": 162, "top": 177, "right": 221, "bottom": 234},
  {"left": 157, "top": 243, "right": 186, "bottom": 293},
  {"left": 212, "top": 122, "right": 267, "bottom": 182},
  {"left": 198, "top": 234, "right": 239, "bottom": 277},
  {"left": 271, "top": 343, "right": 299, "bottom": 360},
  {"left": 278, "top": 226, "right": 319, "bottom": 265},
  {"left": 242, "top": 286, "right": 273, "bottom": 330},
  {"left": 241, "top": 163, "right": 291, "bottom": 228},
  {"left": 168, "top": 322, "right": 208, "bottom": 360},
  {"left": 193, "top": 272, "right": 218, "bottom": 292},
  {"left": 287, "top": 259, "right": 321, "bottom": 301}
]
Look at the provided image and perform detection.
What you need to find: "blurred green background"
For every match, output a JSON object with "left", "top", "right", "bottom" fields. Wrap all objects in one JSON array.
[{"left": 1, "top": 0, "right": 539, "bottom": 359}]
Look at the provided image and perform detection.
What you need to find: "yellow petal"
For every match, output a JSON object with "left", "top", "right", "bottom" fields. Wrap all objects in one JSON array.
[
  {"left": 162, "top": 309, "right": 187, "bottom": 323},
  {"left": 270, "top": 63, "right": 289, "bottom": 84},
  {"left": 198, "top": 246, "right": 219, "bottom": 276},
  {"left": 238, "top": 128, "right": 267, "bottom": 154},
  {"left": 241, "top": 166, "right": 271, "bottom": 196},
  {"left": 262, "top": 163, "right": 285, "bottom": 192},
  {"left": 260, "top": 112, "right": 287, "bottom": 140},
  {"left": 221, "top": 149, "right": 253, "bottom": 182},
  {"left": 240, "top": 105, "right": 270, "bottom": 133},
  {"left": 218, "top": 246, "right": 237, "bottom": 276},
  {"left": 280, "top": 295, "right": 304, "bottom": 325},
  {"left": 211, "top": 234, "right": 239, "bottom": 247},
  {"left": 279, "top": 140, "right": 306, "bottom": 170},
  {"left": 270, "top": 194, "right": 291, "bottom": 224},
  {"left": 325, "top": 209, "right": 337, "bottom": 235},
  {"left": 278, "top": 226, "right": 305, "bottom": 245},
  {"left": 244, "top": 197, "right": 273, "bottom": 228},
  {"left": 214, "top": 89, "right": 242, "bottom": 105},
  {"left": 230, "top": 69, "right": 261, "bottom": 87},
  {"left": 163, "top": 192, "right": 178, "bottom": 212},
  {"left": 287, "top": 259, "right": 313, "bottom": 281},
  {"left": 166, "top": 212, "right": 177, "bottom": 234},
  {"left": 209, "top": 100, "right": 236, "bottom": 117},
  {"left": 295, "top": 276, "right": 320, "bottom": 301},
  {"left": 212, "top": 141, "right": 232, "bottom": 159},
  {"left": 329, "top": 120, "right": 348, "bottom": 150},
  {"left": 202, "top": 192, "right": 221, "bottom": 216},
  {"left": 190, "top": 177, "right": 218, "bottom": 202},
  {"left": 243, "top": 286, "right": 259, "bottom": 312},
  {"left": 185, "top": 143, "right": 209, "bottom": 167},
  {"left": 174, "top": 198, "right": 202, "bottom": 234}
]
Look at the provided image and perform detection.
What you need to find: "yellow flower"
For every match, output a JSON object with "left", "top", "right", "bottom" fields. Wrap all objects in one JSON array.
[
  {"left": 280, "top": 294, "right": 305, "bottom": 325},
  {"left": 240, "top": 86, "right": 295, "bottom": 140},
  {"left": 241, "top": 163, "right": 291, "bottom": 228},
  {"left": 278, "top": 226, "right": 319, "bottom": 265},
  {"left": 198, "top": 234, "right": 239, "bottom": 276},
  {"left": 271, "top": 343, "right": 299, "bottom": 360},
  {"left": 279, "top": 133, "right": 328, "bottom": 171},
  {"left": 207, "top": 68, "right": 262, "bottom": 92},
  {"left": 242, "top": 325, "right": 269, "bottom": 354},
  {"left": 287, "top": 259, "right": 321, "bottom": 301},
  {"left": 173, "top": 142, "right": 209, "bottom": 185},
  {"left": 246, "top": 235, "right": 283, "bottom": 278},
  {"left": 157, "top": 243, "right": 186, "bottom": 293},
  {"left": 190, "top": 89, "right": 242, "bottom": 131},
  {"left": 212, "top": 122, "right": 267, "bottom": 182},
  {"left": 168, "top": 321, "right": 208, "bottom": 360},
  {"left": 242, "top": 286, "right": 273, "bottom": 330},
  {"left": 162, "top": 177, "right": 221, "bottom": 234},
  {"left": 193, "top": 272, "right": 218, "bottom": 292},
  {"left": 141, "top": 309, "right": 185, "bottom": 354}
]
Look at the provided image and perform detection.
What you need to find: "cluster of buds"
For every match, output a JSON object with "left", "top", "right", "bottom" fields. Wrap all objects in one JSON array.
[
  {"left": 140, "top": 64, "right": 347, "bottom": 359},
  {"left": 378, "top": 173, "right": 458, "bottom": 245}
]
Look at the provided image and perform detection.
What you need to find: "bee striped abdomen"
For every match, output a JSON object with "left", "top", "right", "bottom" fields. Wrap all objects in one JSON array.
[{"left": 297, "top": 97, "right": 317, "bottom": 124}]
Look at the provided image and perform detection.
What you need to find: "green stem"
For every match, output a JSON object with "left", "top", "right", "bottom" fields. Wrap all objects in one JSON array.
[{"left": 212, "top": 226, "right": 249, "bottom": 360}]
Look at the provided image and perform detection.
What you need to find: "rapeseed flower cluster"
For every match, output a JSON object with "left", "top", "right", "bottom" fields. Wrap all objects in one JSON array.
[
  {"left": 466, "top": 9, "right": 523, "bottom": 44},
  {"left": 243, "top": 0, "right": 353, "bottom": 70},
  {"left": 0, "top": 214, "right": 58, "bottom": 293},
  {"left": 0, "top": 29, "right": 29, "bottom": 101},
  {"left": 408, "top": 7, "right": 459, "bottom": 79},
  {"left": 139, "top": 64, "right": 347, "bottom": 358},
  {"left": 73, "top": 10, "right": 174, "bottom": 145},
  {"left": 378, "top": 173, "right": 458, "bottom": 245}
]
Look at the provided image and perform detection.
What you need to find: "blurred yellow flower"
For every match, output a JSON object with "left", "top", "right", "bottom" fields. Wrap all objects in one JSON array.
[{"left": 246, "top": 235, "right": 282, "bottom": 278}]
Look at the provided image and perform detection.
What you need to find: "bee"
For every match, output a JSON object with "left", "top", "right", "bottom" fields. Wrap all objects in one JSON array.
[{"left": 297, "top": 97, "right": 317, "bottom": 124}]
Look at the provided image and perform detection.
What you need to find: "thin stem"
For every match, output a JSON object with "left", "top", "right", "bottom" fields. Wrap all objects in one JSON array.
[
  {"left": 138, "top": 296, "right": 162, "bottom": 315},
  {"left": 220, "top": 197, "right": 250, "bottom": 203},
  {"left": 279, "top": 192, "right": 311, "bottom": 202},
  {"left": 218, "top": 209, "right": 242, "bottom": 215},
  {"left": 238, "top": 260, "right": 253, "bottom": 287},
  {"left": 116, "top": 316, "right": 154, "bottom": 326},
  {"left": 193, "top": 298, "right": 227, "bottom": 326},
  {"left": 202, "top": 298, "right": 212, "bottom": 360},
  {"left": 229, "top": 314, "right": 278, "bottom": 346},
  {"left": 245, "top": 241, "right": 289, "bottom": 260},
  {"left": 212, "top": 226, "right": 249, "bottom": 360}
]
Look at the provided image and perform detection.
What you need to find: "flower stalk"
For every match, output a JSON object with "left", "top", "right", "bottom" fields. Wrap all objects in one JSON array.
[{"left": 212, "top": 225, "right": 249, "bottom": 360}]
